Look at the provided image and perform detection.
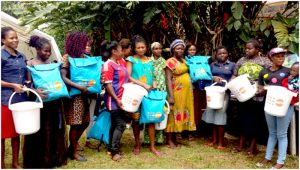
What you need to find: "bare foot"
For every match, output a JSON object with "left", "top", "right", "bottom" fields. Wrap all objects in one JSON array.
[
  {"left": 112, "top": 154, "right": 122, "bottom": 161},
  {"left": 206, "top": 142, "right": 216, "bottom": 147},
  {"left": 11, "top": 163, "right": 22, "bottom": 169},
  {"left": 150, "top": 148, "right": 162, "bottom": 157},
  {"left": 132, "top": 146, "right": 140, "bottom": 155},
  {"left": 167, "top": 141, "right": 177, "bottom": 149},
  {"left": 217, "top": 145, "right": 226, "bottom": 150}
]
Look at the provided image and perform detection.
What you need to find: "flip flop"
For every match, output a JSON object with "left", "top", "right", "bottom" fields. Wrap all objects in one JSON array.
[{"left": 217, "top": 145, "right": 226, "bottom": 150}]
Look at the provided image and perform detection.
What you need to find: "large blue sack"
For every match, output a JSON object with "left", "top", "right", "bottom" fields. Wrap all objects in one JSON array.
[
  {"left": 27, "top": 63, "right": 69, "bottom": 102},
  {"left": 68, "top": 56, "right": 103, "bottom": 96},
  {"left": 185, "top": 55, "right": 213, "bottom": 82},
  {"left": 87, "top": 108, "right": 111, "bottom": 144},
  {"left": 140, "top": 90, "right": 167, "bottom": 124}
]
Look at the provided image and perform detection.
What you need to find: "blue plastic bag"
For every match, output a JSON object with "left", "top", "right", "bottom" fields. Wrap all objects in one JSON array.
[
  {"left": 140, "top": 90, "right": 166, "bottom": 124},
  {"left": 27, "top": 63, "right": 69, "bottom": 102},
  {"left": 87, "top": 108, "right": 111, "bottom": 144},
  {"left": 68, "top": 56, "right": 103, "bottom": 96},
  {"left": 185, "top": 56, "right": 213, "bottom": 82}
]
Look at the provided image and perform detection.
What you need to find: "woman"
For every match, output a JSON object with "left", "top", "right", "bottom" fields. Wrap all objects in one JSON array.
[
  {"left": 1, "top": 26, "right": 26, "bottom": 169},
  {"left": 165, "top": 39, "right": 196, "bottom": 148},
  {"left": 23, "top": 35, "right": 67, "bottom": 168},
  {"left": 126, "top": 35, "right": 161, "bottom": 156},
  {"left": 143, "top": 42, "right": 166, "bottom": 145},
  {"left": 202, "top": 46, "right": 235, "bottom": 149},
  {"left": 60, "top": 32, "right": 91, "bottom": 161},
  {"left": 102, "top": 41, "right": 129, "bottom": 161},
  {"left": 256, "top": 48, "right": 295, "bottom": 169},
  {"left": 233, "top": 38, "right": 272, "bottom": 157}
]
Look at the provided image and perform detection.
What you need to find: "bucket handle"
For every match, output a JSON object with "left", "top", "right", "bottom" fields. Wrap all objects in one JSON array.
[
  {"left": 8, "top": 87, "right": 43, "bottom": 110},
  {"left": 211, "top": 79, "right": 227, "bottom": 87},
  {"left": 164, "top": 100, "right": 170, "bottom": 115}
]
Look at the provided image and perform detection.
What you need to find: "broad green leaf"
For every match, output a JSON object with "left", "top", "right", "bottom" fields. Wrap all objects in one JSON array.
[
  {"left": 239, "top": 31, "right": 249, "bottom": 42},
  {"left": 77, "top": 14, "right": 98, "bottom": 21},
  {"left": 143, "top": 7, "right": 161, "bottom": 24},
  {"left": 226, "top": 23, "right": 234, "bottom": 31},
  {"left": 231, "top": 2, "right": 243, "bottom": 20},
  {"left": 260, "top": 21, "right": 268, "bottom": 32},
  {"left": 190, "top": 13, "right": 201, "bottom": 33},
  {"left": 264, "top": 30, "right": 270, "bottom": 37},
  {"left": 234, "top": 20, "right": 242, "bottom": 30}
]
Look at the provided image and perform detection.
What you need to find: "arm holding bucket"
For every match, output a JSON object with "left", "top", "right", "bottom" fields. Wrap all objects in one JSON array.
[
  {"left": 105, "top": 83, "right": 123, "bottom": 109},
  {"left": 1, "top": 80, "right": 25, "bottom": 93},
  {"left": 126, "top": 61, "right": 152, "bottom": 91}
]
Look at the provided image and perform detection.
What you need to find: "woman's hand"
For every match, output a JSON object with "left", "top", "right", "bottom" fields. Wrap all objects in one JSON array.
[
  {"left": 79, "top": 86, "right": 89, "bottom": 94},
  {"left": 35, "top": 88, "right": 48, "bottom": 99},
  {"left": 167, "top": 96, "right": 175, "bottom": 106},
  {"left": 13, "top": 84, "right": 25, "bottom": 93},
  {"left": 101, "top": 72, "right": 106, "bottom": 84},
  {"left": 213, "top": 76, "right": 223, "bottom": 83},
  {"left": 144, "top": 84, "right": 152, "bottom": 91},
  {"left": 116, "top": 99, "right": 123, "bottom": 109}
]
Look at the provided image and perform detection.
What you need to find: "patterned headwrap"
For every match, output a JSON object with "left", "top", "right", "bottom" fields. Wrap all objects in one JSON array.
[
  {"left": 170, "top": 39, "right": 185, "bottom": 55},
  {"left": 150, "top": 42, "right": 161, "bottom": 51}
]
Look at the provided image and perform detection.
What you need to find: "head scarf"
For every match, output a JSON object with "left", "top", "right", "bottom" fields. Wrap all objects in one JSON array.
[
  {"left": 170, "top": 39, "right": 185, "bottom": 55},
  {"left": 151, "top": 42, "right": 161, "bottom": 51}
]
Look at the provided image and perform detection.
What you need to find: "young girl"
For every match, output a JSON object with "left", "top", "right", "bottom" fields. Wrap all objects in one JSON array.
[
  {"left": 143, "top": 42, "right": 166, "bottom": 145},
  {"left": 202, "top": 46, "right": 235, "bottom": 149},
  {"left": 256, "top": 49, "right": 297, "bottom": 169},
  {"left": 23, "top": 35, "right": 67, "bottom": 168},
  {"left": 60, "top": 32, "right": 91, "bottom": 162},
  {"left": 233, "top": 38, "right": 272, "bottom": 157},
  {"left": 1, "top": 26, "right": 26, "bottom": 169},
  {"left": 165, "top": 39, "right": 196, "bottom": 148},
  {"left": 102, "top": 41, "right": 129, "bottom": 161},
  {"left": 126, "top": 35, "right": 161, "bottom": 156}
]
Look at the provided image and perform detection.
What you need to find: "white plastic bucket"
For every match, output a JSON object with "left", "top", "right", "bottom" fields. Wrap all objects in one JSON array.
[
  {"left": 227, "top": 74, "right": 257, "bottom": 102},
  {"left": 8, "top": 88, "right": 43, "bottom": 135},
  {"left": 121, "top": 83, "right": 148, "bottom": 112},
  {"left": 155, "top": 101, "right": 170, "bottom": 130},
  {"left": 264, "top": 86, "right": 297, "bottom": 117},
  {"left": 205, "top": 80, "right": 227, "bottom": 109}
]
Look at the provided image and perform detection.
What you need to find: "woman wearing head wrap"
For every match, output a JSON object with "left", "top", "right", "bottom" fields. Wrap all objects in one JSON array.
[
  {"left": 143, "top": 42, "right": 166, "bottom": 145},
  {"left": 164, "top": 39, "right": 196, "bottom": 148}
]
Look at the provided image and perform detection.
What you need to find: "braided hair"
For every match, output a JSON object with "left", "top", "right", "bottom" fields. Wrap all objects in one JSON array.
[
  {"left": 65, "top": 32, "right": 89, "bottom": 58},
  {"left": 131, "top": 35, "right": 147, "bottom": 55},
  {"left": 29, "top": 35, "right": 50, "bottom": 50}
]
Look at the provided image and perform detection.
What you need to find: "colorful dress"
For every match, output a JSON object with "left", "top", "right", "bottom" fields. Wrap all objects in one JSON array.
[
  {"left": 143, "top": 56, "right": 166, "bottom": 144},
  {"left": 165, "top": 57, "right": 196, "bottom": 132}
]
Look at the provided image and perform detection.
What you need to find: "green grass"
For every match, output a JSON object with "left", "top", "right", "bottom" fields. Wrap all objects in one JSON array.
[{"left": 3, "top": 129, "right": 299, "bottom": 169}]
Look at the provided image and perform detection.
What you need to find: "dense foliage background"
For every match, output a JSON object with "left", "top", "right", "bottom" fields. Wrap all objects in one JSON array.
[{"left": 1, "top": 1, "right": 299, "bottom": 61}]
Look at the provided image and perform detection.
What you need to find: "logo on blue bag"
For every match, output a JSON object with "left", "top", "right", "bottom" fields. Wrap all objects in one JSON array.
[{"left": 41, "top": 81, "right": 63, "bottom": 92}]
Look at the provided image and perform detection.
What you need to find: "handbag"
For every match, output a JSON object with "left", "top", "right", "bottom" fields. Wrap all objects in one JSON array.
[
  {"left": 87, "top": 108, "right": 111, "bottom": 144},
  {"left": 185, "top": 55, "right": 213, "bottom": 82},
  {"left": 68, "top": 56, "right": 103, "bottom": 96},
  {"left": 27, "top": 63, "right": 69, "bottom": 102},
  {"left": 140, "top": 90, "right": 167, "bottom": 124}
]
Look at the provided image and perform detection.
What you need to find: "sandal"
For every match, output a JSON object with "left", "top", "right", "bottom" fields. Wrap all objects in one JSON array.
[
  {"left": 112, "top": 154, "right": 122, "bottom": 161},
  {"left": 206, "top": 142, "right": 215, "bottom": 147},
  {"left": 150, "top": 150, "right": 162, "bottom": 157},
  {"left": 247, "top": 151, "right": 255, "bottom": 158},
  {"left": 256, "top": 159, "right": 271, "bottom": 167}
]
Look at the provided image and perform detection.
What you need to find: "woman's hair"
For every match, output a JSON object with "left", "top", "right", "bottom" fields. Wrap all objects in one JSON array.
[
  {"left": 29, "top": 35, "right": 50, "bottom": 50},
  {"left": 292, "top": 62, "right": 299, "bottom": 67},
  {"left": 1, "top": 26, "right": 16, "bottom": 45},
  {"left": 131, "top": 35, "right": 146, "bottom": 55},
  {"left": 184, "top": 43, "right": 196, "bottom": 56},
  {"left": 246, "top": 38, "right": 263, "bottom": 50},
  {"left": 64, "top": 32, "right": 89, "bottom": 58},
  {"left": 102, "top": 41, "right": 119, "bottom": 59},
  {"left": 119, "top": 38, "right": 131, "bottom": 49},
  {"left": 215, "top": 45, "right": 228, "bottom": 53}
]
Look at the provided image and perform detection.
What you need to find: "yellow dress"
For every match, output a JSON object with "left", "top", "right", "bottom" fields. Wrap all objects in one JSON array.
[{"left": 165, "top": 57, "right": 196, "bottom": 132}]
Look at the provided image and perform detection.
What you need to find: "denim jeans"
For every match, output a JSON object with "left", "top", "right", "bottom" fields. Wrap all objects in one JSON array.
[{"left": 264, "top": 105, "right": 294, "bottom": 164}]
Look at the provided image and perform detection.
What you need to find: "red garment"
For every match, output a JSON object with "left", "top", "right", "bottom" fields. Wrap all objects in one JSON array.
[
  {"left": 1, "top": 105, "right": 19, "bottom": 138},
  {"left": 281, "top": 78, "right": 299, "bottom": 105}
]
